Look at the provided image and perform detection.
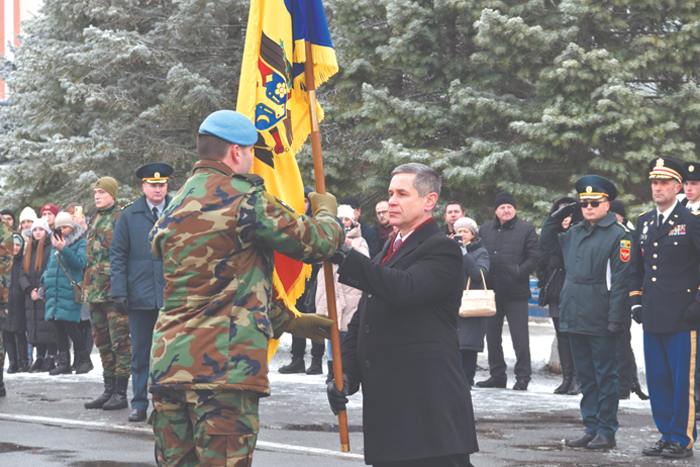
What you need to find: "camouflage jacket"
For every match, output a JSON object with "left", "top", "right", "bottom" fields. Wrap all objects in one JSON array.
[
  {"left": 148, "top": 160, "right": 343, "bottom": 394},
  {"left": 84, "top": 203, "right": 121, "bottom": 303},
  {"left": 0, "top": 218, "right": 13, "bottom": 316}
]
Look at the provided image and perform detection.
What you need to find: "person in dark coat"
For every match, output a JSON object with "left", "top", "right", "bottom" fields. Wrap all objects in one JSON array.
[
  {"left": 42, "top": 212, "right": 91, "bottom": 375},
  {"left": 19, "top": 218, "right": 57, "bottom": 372},
  {"left": 541, "top": 176, "right": 631, "bottom": 450},
  {"left": 111, "top": 162, "right": 172, "bottom": 422},
  {"left": 2, "top": 234, "right": 29, "bottom": 373},
  {"left": 328, "top": 163, "right": 478, "bottom": 467},
  {"left": 537, "top": 197, "right": 582, "bottom": 396},
  {"left": 453, "top": 217, "right": 489, "bottom": 387},
  {"left": 476, "top": 192, "right": 541, "bottom": 390}
]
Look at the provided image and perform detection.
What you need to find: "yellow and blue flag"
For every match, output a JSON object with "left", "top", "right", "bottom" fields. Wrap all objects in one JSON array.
[{"left": 237, "top": 0, "right": 338, "bottom": 330}]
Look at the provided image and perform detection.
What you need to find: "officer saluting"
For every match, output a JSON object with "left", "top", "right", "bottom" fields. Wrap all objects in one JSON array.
[
  {"left": 540, "top": 175, "right": 631, "bottom": 450},
  {"left": 630, "top": 157, "right": 700, "bottom": 458}
]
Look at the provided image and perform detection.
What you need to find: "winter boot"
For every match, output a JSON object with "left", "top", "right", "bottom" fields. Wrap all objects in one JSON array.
[
  {"left": 567, "top": 376, "right": 581, "bottom": 395},
  {"left": 85, "top": 376, "right": 116, "bottom": 409},
  {"left": 18, "top": 360, "right": 30, "bottom": 373},
  {"left": 102, "top": 377, "right": 129, "bottom": 410},
  {"left": 278, "top": 356, "right": 305, "bottom": 374},
  {"left": 41, "top": 355, "right": 56, "bottom": 372},
  {"left": 326, "top": 360, "right": 335, "bottom": 384},
  {"left": 49, "top": 352, "right": 72, "bottom": 375},
  {"left": 6, "top": 361, "right": 18, "bottom": 374},
  {"left": 74, "top": 349, "right": 94, "bottom": 375},
  {"left": 29, "top": 356, "right": 44, "bottom": 373},
  {"left": 306, "top": 357, "right": 323, "bottom": 375}
]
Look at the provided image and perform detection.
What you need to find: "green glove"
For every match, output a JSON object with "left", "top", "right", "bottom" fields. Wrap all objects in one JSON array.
[
  {"left": 286, "top": 314, "right": 334, "bottom": 344},
  {"left": 308, "top": 192, "right": 337, "bottom": 216}
]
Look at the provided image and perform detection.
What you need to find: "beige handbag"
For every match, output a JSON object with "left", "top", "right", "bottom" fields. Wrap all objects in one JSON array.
[{"left": 459, "top": 270, "right": 496, "bottom": 318}]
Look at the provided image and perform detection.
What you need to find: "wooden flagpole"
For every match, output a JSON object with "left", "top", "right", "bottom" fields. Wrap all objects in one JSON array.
[{"left": 303, "top": 40, "right": 350, "bottom": 453}]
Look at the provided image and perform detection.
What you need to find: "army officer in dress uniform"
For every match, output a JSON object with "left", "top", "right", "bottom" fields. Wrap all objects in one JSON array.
[
  {"left": 630, "top": 157, "right": 700, "bottom": 459},
  {"left": 540, "top": 175, "right": 631, "bottom": 450}
]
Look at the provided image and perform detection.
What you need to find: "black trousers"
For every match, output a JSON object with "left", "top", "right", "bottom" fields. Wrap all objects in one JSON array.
[
  {"left": 616, "top": 316, "right": 638, "bottom": 394},
  {"left": 2, "top": 330, "right": 28, "bottom": 363},
  {"left": 55, "top": 320, "right": 86, "bottom": 353},
  {"left": 485, "top": 298, "right": 531, "bottom": 382},
  {"left": 374, "top": 453, "right": 472, "bottom": 467}
]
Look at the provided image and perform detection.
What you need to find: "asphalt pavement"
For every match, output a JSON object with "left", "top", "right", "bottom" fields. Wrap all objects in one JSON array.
[{"left": 0, "top": 319, "right": 695, "bottom": 466}]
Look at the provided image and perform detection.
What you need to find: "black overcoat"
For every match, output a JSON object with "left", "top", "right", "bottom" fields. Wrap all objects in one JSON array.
[
  {"left": 338, "top": 219, "right": 478, "bottom": 464},
  {"left": 19, "top": 236, "right": 56, "bottom": 345},
  {"left": 1, "top": 253, "right": 26, "bottom": 333}
]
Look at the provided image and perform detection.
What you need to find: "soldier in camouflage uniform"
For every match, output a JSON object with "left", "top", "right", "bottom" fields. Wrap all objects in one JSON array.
[
  {"left": 0, "top": 217, "right": 17, "bottom": 396},
  {"left": 149, "top": 110, "right": 344, "bottom": 467},
  {"left": 83, "top": 177, "right": 132, "bottom": 411}
]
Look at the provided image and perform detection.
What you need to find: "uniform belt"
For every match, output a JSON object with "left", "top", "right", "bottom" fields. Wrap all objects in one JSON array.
[{"left": 569, "top": 276, "right": 606, "bottom": 285}]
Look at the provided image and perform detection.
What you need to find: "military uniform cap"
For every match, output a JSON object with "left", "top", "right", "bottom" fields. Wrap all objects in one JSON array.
[
  {"left": 199, "top": 110, "right": 257, "bottom": 146},
  {"left": 648, "top": 157, "right": 684, "bottom": 183},
  {"left": 683, "top": 162, "right": 700, "bottom": 182},
  {"left": 136, "top": 162, "right": 173, "bottom": 184},
  {"left": 575, "top": 175, "right": 617, "bottom": 201}
]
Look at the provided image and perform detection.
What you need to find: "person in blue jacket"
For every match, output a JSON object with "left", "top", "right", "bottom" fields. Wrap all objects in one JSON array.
[
  {"left": 43, "top": 212, "right": 91, "bottom": 375},
  {"left": 110, "top": 162, "right": 172, "bottom": 423}
]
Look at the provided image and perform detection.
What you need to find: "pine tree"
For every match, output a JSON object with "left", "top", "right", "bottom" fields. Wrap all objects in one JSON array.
[{"left": 0, "top": 0, "right": 250, "bottom": 210}]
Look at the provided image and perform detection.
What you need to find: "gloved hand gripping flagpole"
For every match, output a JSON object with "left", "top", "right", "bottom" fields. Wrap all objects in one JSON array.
[{"left": 304, "top": 39, "right": 351, "bottom": 453}]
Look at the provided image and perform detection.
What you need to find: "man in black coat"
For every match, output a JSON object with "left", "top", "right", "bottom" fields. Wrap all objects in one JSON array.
[
  {"left": 111, "top": 162, "right": 173, "bottom": 422},
  {"left": 328, "top": 163, "right": 478, "bottom": 467},
  {"left": 476, "top": 192, "right": 541, "bottom": 390}
]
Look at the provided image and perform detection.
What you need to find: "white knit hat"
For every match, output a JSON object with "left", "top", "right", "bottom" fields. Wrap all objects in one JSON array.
[
  {"left": 337, "top": 204, "right": 355, "bottom": 221},
  {"left": 54, "top": 212, "right": 74, "bottom": 229},
  {"left": 31, "top": 217, "right": 52, "bottom": 235},
  {"left": 453, "top": 217, "right": 479, "bottom": 238},
  {"left": 19, "top": 206, "right": 38, "bottom": 223}
]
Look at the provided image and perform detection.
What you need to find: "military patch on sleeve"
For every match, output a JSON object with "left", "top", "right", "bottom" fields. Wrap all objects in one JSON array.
[{"left": 620, "top": 239, "right": 631, "bottom": 262}]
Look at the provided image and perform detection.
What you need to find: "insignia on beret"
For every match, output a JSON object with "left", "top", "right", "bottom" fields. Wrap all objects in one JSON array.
[{"left": 690, "top": 165, "right": 695, "bottom": 173}]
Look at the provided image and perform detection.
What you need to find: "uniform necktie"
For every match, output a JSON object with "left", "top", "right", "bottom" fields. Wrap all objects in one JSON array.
[
  {"left": 152, "top": 206, "right": 159, "bottom": 221},
  {"left": 658, "top": 214, "right": 664, "bottom": 226}
]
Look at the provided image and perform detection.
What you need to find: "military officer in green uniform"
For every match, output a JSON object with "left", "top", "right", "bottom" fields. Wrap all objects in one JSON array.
[
  {"left": 148, "top": 110, "right": 344, "bottom": 467},
  {"left": 540, "top": 175, "right": 632, "bottom": 450},
  {"left": 83, "top": 177, "right": 132, "bottom": 411},
  {"left": 0, "top": 217, "right": 16, "bottom": 397}
]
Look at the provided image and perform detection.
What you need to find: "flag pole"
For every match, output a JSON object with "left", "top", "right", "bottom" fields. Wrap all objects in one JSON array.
[{"left": 304, "top": 40, "right": 350, "bottom": 453}]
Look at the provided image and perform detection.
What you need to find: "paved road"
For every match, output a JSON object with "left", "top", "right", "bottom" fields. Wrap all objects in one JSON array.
[{"left": 0, "top": 322, "right": 694, "bottom": 466}]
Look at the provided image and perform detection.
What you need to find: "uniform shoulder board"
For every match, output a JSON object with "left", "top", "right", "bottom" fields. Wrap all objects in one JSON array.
[
  {"left": 637, "top": 210, "right": 651, "bottom": 218},
  {"left": 693, "top": 211, "right": 700, "bottom": 216},
  {"left": 233, "top": 173, "right": 265, "bottom": 187},
  {"left": 122, "top": 200, "right": 134, "bottom": 209},
  {"left": 259, "top": 191, "right": 298, "bottom": 215},
  {"left": 616, "top": 221, "right": 631, "bottom": 233}
]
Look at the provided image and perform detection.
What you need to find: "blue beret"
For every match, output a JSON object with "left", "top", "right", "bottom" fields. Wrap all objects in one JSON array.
[{"left": 199, "top": 110, "right": 257, "bottom": 146}]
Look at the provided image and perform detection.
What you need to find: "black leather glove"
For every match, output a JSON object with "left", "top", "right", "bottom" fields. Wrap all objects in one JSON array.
[
  {"left": 605, "top": 321, "right": 624, "bottom": 338},
  {"left": 685, "top": 300, "right": 700, "bottom": 324},
  {"left": 551, "top": 202, "right": 578, "bottom": 221},
  {"left": 631, "top": 305, "right": 642, "bottom": 324},
  {"left": 328, "top": 244, "right": 352, "bottom": 265},
  {"left": 327, "top": 373, "right": 350, "bottom": 415},
  {"left": 114, "top": 296, "right": 129, "bottom": 315}
]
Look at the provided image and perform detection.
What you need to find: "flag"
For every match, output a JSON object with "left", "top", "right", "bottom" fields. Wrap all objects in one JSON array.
[{"left": 237, "top": 0, "right": 338, "bottom": 355}]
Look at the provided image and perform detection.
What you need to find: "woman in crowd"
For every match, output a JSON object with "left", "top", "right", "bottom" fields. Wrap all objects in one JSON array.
[
  {"left": 20, "top": 218, "right": 57, "bottom": 372},
  {"left": 316, "top": 204, "right": 369, "bottom": 382},
  {"left": 537, "top": 197, "right": 582, "bottom": 395},
  {"left": 42, "top": 212, "right": 91, "bottom": 375},
  {"left": 454, "top": 217, "right": 490, "bottom": 386},
  {"left": 2, "top": 234, "right": 29, "bottom": 373},
  {"left": 19, "top": 207, "right": 37, "bottom": 245}
]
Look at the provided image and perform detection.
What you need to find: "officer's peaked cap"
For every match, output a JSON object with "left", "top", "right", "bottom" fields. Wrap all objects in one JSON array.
[{"left": 575, "top": 175, "right": 617, "bottom": 202}]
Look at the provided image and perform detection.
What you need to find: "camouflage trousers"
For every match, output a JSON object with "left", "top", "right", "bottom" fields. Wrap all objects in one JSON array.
[
  {"left": 152, "top": 389, "right": 260, "bottom": 467},
  {"left": 89, "top": 302, "right": 131, "bottom": 378}
]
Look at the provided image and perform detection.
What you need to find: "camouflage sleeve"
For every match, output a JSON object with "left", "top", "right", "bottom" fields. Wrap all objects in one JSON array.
[
  {"left": 268, "top": 292, "right": 295, "bottom": 338},
  {"left": 240, "top": 187, "right": 343, "bottom": 263},
  {"left": 0, "top": 220, "right": 12, "bottom": 304}
]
